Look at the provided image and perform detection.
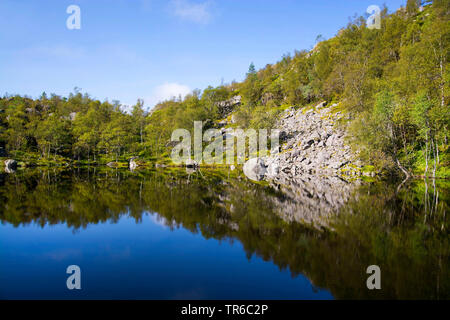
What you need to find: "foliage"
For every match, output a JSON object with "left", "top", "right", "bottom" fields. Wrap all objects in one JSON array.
[{"left": 0, "top": 1, "right": 448, "bottom": 176}]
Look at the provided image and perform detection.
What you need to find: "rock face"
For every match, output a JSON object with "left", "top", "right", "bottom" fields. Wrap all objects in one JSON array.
[
  {"left": 263, "top": 101, "right": 362, "bottom": 179},
  {"left": 4, "top": 159, "right": 17, "bottom": 171},
  {"left": 241, "top": 102, "right": 365, "bottom": 225},
  {"left": 216, "top": 95, "right": 241, "bottom": 118}
]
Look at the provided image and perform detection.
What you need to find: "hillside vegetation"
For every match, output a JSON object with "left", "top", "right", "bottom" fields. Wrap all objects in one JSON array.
[{"left": 0, "top": 0, "right": 448, "bottom": 177}]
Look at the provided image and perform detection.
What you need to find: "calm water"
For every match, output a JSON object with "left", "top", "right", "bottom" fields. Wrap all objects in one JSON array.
[{"left": 0, "top": 168, "right": 448, "bottom": 299}]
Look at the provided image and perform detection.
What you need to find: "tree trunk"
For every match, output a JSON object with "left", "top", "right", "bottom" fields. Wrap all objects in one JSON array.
[
  {"left": 436, "top": 138, "right": 440, "bottom": 165},
  {"left": 433, "top": 138, "right": 437, "bottom": 178},
  {"left": 396, "top": 158, "right": 410, "bottom": 179},
  {"left": 425, "top": 132, "right": 429, "bottom": 176},
  {"left": 440, "top": 56, "right": 445, "bottom": 107}
]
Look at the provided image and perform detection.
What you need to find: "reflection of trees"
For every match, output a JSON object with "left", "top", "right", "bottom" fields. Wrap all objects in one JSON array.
[{"left": 0, "top": 169, "right": 448, "bottom": 299}]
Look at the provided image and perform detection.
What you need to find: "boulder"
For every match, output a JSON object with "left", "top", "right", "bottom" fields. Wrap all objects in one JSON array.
[
  {"left": 129, "top": 157, "right": 138, "bottom": 170},
  {"left": 185, "top": 159, "right": 199, "bottom": 168},
  {"left": 315, "top": 101, "right": 327, "bottom": 109},
  {"left": 243, "top": 157, "right": 267, "bottom": 181},
  {"left": 4, "top": 159, "right": 17, "bottom": 170},
  {"left": 266, "top": 160, "right": 280, "bottom": 179}
]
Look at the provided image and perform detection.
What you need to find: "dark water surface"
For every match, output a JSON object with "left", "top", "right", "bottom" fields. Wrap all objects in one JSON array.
[{"left": 0, "top": 168, "right": 448, "bottom": 299}]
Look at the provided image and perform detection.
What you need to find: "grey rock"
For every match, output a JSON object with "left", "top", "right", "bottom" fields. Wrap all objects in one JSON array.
[
  {"left": 185, "top": 159, "right": 199, "bottom": 168},
  {"left": 4, "top": 159, "right": 17, "bottom": 171},
  {"left": 216, "top": 95, "right": 241, "bottom": 118},
  {"left": 69, "top": 112, "right": 77, "bottom": 121},
  {"left": 129, "top": 157, "right": 138, "bottom": 170},
  {"left": 266, "top": 160, "right": 279, "bottom": 178},
  {"left": 258, "top": 101, "right": 362, "bottom": 181},
  {"left": 243, "top": 157, "right": 267, "bottom": 181}
]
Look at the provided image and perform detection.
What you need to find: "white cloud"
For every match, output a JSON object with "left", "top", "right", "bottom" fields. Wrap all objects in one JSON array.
[
  {"left": 146, "top": 82, "right": 191, "bottom": 108},
  {"left": 170, "top": 0, "right": 212, "bottom": 24}
]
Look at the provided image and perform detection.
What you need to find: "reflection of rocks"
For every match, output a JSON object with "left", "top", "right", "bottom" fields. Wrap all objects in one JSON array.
[
  {"left": 107, "top": 162, "right": 119, "bottom": 168},
  {"left": 217, "top": 217, "right": 240, "bottom": 231},
  {"left": 0, "top": 168, "right": 444, "bottom": 300},
  {"left": 5, "top": 167, "right": 16, "bottom": 173},
  {"left": 267, "top": 174, "right": 361, "bottom": 226}
]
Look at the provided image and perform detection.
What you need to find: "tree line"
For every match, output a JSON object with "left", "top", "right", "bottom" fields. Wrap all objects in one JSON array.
[{"left": 0, "top": 0, "right": 448, "bottom": 176}]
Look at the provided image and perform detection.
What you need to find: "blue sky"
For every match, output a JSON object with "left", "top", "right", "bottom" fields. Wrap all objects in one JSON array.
[{"left": 0, "top": 0, "right": 407, "bottom": 109}]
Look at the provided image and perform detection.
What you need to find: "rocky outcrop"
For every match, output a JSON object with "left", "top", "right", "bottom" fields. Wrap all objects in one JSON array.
[
  {"left": 240, "top": 102, "right": 366, "bottom": 225},
  {"left": 263, "top": 102, "right": 362, "bottom": 179},
  {"left": 216, "top": 95, "right": 241, "bottom": 118},
  {"left": 62, "top": 112, "right": 77, "bottom": 121},
  {"left": 69, "top": 112, "right": 77, "bottom": 121}
]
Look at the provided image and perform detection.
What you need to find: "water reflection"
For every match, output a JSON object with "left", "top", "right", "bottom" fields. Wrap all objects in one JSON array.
[{"left": 0, "top": 168, "right": 448, "bottom": 299}]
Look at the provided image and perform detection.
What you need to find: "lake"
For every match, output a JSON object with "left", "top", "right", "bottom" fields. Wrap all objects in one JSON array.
[{"left": 0, "top": 168, "right": 448, "bottom": 299}]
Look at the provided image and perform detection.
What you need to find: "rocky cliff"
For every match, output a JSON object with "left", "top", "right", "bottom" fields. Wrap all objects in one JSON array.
[
  {"left": 241, "top": 101, "right": 369, "bottom": 226},
  {"left": 263, "top": 101, "right": 367, "bottom": 180}
]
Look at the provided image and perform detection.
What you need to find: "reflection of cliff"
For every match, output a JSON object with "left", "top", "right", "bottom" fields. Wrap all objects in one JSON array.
[
  {"left": 0, "top": 169, "right": 448, "bottom": 299},
  {"left": 266, "top": 174, "right": 362, "bottom": 226}
]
